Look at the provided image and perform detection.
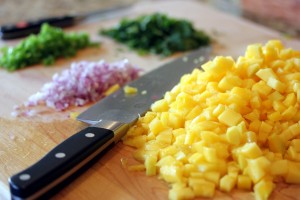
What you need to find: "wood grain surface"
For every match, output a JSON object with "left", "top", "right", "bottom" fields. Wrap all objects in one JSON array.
[{"left": 1, "top": 0, "right": 300, "bottom": 199}]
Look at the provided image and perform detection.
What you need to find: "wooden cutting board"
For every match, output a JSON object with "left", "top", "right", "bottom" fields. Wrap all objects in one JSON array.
[{"left": 1, "top": 0, "right": 300, "bottom": 199}]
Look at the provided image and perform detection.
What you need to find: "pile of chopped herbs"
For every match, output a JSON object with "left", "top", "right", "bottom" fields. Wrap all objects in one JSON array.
[
  {"left": 0, "top": 24, "right": 98, "bottom": 71},
  {"left": 100, "top": 13, "right": 211, "bottom": 57}
]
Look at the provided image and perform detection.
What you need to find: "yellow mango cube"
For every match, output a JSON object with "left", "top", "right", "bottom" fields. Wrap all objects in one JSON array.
[
  {"left": 128, "top": 164, "right": 146, "bottom": 172},
  {"left": 283, "top": 93, "right": 297, "bottom": 107},
  {"left": 281, "top": 106, "right": 297, "bottom": 120},
  {"left": 268, "top": 91, "right": 284, "bottom": 101},
  {"left": 240, "top": 142, "right": 262, "bottom": 159},
  {"left": 286, "top": 146, "right": 299, "bottom": 161},
  {"left": 270, "top": 159, "right": 288, "bottom": 176},
  {"left": 267, "top": 77, "right": 286, "bottom": 93},
  {"left": 247, "top": 157, "right": 271, "bottom": 183},
  {"left": 189, "top": 177, "right": 216, "bottom": 198},
  {"left": 256, "top": 68, "right": 277, "bottom": 82},
  {"left": 183, "top": 164, "right": 198, "bottom": 177},
  {"left": 188, "top": 153, "right": 204, "bottom": 164},
  {"left": 267, "top": 111, "right": 282, "bottom": 121},
  {"left": 288, "top": 123, "right": 300, "bottom": 137},
  {"left": 285, "top": 161, "right": 300, "bottom": 184},
  {"left": 237, "top": 175, "right": 252, "bottom": 190},
  {"left": 123, "top": 135, "right": 146, "bottom": 148},
  {"left": 254, "top": 178, "right": 274, "bottom": 200},
  {"left": 160, "top": 165, "right": 183, "bottom": 183},
  {"left": 258, "top": 121, "right": 273, "bottom": 144},
  {"left": 175, "top": 151, "right": 187, "bottom": 163},
  {"left": 245, "top": 131, "right": 257, "bottom": 143},
  {"left": 169, "top": 184, "right": 195, "bottom": 200},
  {"left": 203, "top": 171, "right": 221, "bottom": 185},
  {"left": 253, "top": 81, "right": 273, "bottom": 98},
  {"left": 249, "top": 120, "right": 261, "bottom": 133},
  {"left": 218, "top": 75, "right": 242, "bottom": 91},
  {"left": 202, "top": 56, "right": 234, "bottom": 75},
  {"left": 160, "top": 146, "right": 178, "bottom": 158},
  {"left": 203, "top": 147, "right": 218, "bottom": 163},
  {"left": 156, "top": 155, "right": 177, "bottom": 167},
  {"left": 268, "top": 134, "right": 285, "bottom": 154},
  {"left": 250, "top": 95, "right": 262, "bottom": 109},
  {"left": 200, "top": 131, "right": 221, "bottom": 144},
  {"left": 226, "top": 126, "right": 242, "bottom": 145},
  {"left": 246, "top": 63, "right": 261, "bottom": 77},
  {"left": 219, "top": 174, "right": 237, "bottom": 192},
  {"left": 126, "top": 125, "right": 145, "bottom": 137},
  {"left": 124, "top": 85, "right": 138, "bottom": 94},
  {"left": 156, "top": 129, "right": 173, "bottom": 145},
  {"left": 149, "top": 117, "right": 168, "bottom": 136},
  {"left": 291, "top": 139, "right": 300, "bottom": 152},
  {"left": 145, "top": 153, "right": 157, "bottom": 176},
  {"left": 218, "top": 108, "right": 243, "bottom": 126},
  {"left": 272, "top": 100, "right": 286, "bottom": 112},
  {"left": 151, "top": 99, "right": 169, "bottom": 112},
  {"left": 245, "top": 43, "right": 263, "bottom": 59}
]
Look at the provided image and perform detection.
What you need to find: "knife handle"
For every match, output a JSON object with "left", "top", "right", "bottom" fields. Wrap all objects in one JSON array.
[
  {"left": 0, "top": 16, "right": 77, "bottom": 40},
  {"left": 9, "top": 126, "right": 114, "bottom": 200}
]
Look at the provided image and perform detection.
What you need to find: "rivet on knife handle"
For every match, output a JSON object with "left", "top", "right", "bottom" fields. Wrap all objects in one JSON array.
[{"left": 9, "top": 126, "right": 114, "bottom": 200}]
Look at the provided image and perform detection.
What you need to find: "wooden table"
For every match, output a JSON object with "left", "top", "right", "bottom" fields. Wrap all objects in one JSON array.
[{"left": 1, "top": 0, "right": 300, "bottom": 199}]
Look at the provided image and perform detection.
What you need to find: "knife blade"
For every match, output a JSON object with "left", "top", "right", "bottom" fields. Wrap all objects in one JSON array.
[
  {"left": 0, "top": 4, "right": 132, "bottom": 40},
  {"left": 8, "top": 46, "right": 211, "bottom": 200}
]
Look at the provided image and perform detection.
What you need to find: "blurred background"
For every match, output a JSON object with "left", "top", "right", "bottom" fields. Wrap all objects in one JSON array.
[{"left": 0, "top": 0, "right": 299, "bottom": 38}]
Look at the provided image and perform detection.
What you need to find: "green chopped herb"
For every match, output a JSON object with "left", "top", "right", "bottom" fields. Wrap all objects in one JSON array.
[
  {"left": 101, "top": 13, "right": 211, "bottom": 57},
  {"left": 0, "top": 24, "right": 99, "bottom": 71}
]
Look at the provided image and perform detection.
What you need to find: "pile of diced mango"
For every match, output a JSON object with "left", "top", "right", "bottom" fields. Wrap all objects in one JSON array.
[{"left": 123, "top": 40, "right": 300, "bottom": 200}]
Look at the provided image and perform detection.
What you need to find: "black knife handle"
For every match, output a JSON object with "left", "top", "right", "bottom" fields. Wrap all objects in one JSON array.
[
  {"left": 0, "top": 15, "right": 77, "bottom": 40},
  {"left": 9, "top": 126, "right": 114, "bottom": 200}
]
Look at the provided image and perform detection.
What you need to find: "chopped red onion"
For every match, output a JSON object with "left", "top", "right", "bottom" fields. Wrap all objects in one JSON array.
[{"left": 25, "top": 59, "right": 140, "bottom": 111}]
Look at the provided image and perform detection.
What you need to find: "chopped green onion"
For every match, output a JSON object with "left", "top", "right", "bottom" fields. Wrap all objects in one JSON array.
[{"left": 0, "top": 23, "right": 99, "bottom": 71}]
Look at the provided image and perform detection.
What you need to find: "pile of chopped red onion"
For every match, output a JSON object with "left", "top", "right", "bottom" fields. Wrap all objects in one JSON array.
[{"left": 24, "top": 59, "right": 140, "bottom": 111}]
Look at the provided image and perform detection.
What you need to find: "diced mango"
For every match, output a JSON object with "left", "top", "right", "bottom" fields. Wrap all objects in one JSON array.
[
  {"left": 240, "top": 142, "right": 262, "bottom": 159},
  {"left": 160, "top": 165, "right": 183, "bottom": 183},
  {"left": 123, "top": 135, "right": 146, "bottom": 148},
  {"left": 267, "top": 77, "right": 286, "bottom": 93},
  {"left": 254, "top": 178, "right": 274, "bottom": 200},
  {"left": 219, "top": 174, "right": 237, "bottom": 192},
  {"left": 123, "top": 40, "right": 300, "bottom": 200},
  {"left": 270, "top": 159, "right": 288, "bottom": 176},
  {"left": 123, "top": 85, "right": 138, "bottom": 94},
  {"left": 149, "top": 117, "right": 168, "bottom": 136},
  {"left": 145, "top": 153, "right": 158, "bottom": 176},
  {"left": 218, "top": 108, "right": 243, "bottom": 126},
  {"left": 247, "top": 157, "right": 271, "bottom": 183},
  {"left": 285, "top": 161, "right": 300, "bottom": 184},
  {"left": 128, "top": 164, "right": 146, "bottom": 172},
  {"left": 268, "top": 134, "right": 285, "bottom": 154},
  {"left": 189, "top": 177, "right": 216, "bottom": 198},
  {"left": 169, "top": 184, "right": 195, "bottom": 200},
  {"left": 226, "top": 126, "right": 242, "bottom": 145},
  {"left": 237, "top": 175, "right": 252, "bottom": 190},
  {"left": 203, "top": 171, "right": 221, "bottom": 185},
  {"left": 218, "top": 75, "right": 242, "bottom": 91},
  {"left": 151, "top": 99, "right": 169, "bottom": 112},
  {"left": 203, "top": 147, "right": 218, "bottom": 163},
  {"left": 256, "top": 68, "right": 277, "bottom": 82}
]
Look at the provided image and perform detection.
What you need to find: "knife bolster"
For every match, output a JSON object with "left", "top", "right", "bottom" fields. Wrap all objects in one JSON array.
[{"left": 92, "top": 120, "right": 132, "bottom": 143}]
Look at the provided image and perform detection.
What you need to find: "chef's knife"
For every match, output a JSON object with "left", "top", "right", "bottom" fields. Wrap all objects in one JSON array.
[
  {"left": 8, "top": 46, "right": 211, "bottom": 200},
  {"left": 0, "top": 4, "right": 132, "bottom": 40}
]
